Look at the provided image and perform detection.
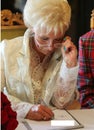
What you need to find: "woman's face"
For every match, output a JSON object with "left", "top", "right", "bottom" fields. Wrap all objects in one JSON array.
[{"left": 33, "top": 28, "right": 64, "bottom": 55}]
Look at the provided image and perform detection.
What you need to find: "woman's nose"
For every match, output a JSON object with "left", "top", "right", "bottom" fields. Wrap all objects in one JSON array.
[
  {"left": 48, "top": 46, "right": 54, "bottom": 51},
  {"left": 48, "top": 40, "right": 54, "bottom": 50},
  {"left": 49, "top": 39, "right": 55, "bottom": 46}
]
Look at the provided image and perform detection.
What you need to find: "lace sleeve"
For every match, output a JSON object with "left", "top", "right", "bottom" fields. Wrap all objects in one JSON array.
[{"left": 51, "top": 61, "right": 79, "bottom": 109}]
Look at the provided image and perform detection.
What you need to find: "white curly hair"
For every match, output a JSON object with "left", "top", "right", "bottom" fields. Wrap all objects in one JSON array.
[{"left": 23, "top": 0, "right": 71, "bottom": 35}]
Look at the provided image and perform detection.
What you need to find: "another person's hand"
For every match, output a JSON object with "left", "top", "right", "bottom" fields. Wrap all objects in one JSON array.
[
  {"left": 25, "top": 104, "right": 54, "bottom": 121},
  {"left": 61, "top": 37, "right": 77, "bottom": 68}
]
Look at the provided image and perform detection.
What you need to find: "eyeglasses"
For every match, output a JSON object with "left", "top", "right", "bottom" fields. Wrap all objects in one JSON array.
[
  {"left": 35, "top": 33, "right": 71, "bottom": 49},
  {"left": 35, "top": 35, "right": 64, "bottom": 49},
  {"left": 36, "top": 42, "right": 62, "bottom": 49}
]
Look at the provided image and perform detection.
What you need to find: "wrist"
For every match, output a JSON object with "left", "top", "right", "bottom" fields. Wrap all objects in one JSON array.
[{"left": 66, "top": 60, "right": 77, "bottom": 68}]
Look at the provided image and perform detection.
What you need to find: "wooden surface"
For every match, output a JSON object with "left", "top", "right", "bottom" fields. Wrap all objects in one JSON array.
[
  {"left": 1, "top": 25, "right": 26, "bottom": 30},
  {"left": 65, "top": 100, "right": 81, "bottom": 110},
  {"left": 1, "top": 25, "right": 27, "bottom": 41}
]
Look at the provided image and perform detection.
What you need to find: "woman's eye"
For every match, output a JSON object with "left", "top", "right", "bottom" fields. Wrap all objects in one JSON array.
[
  {"left": 41, "top": 37, "right": 48, "bottom": 41},
  {"left": 54, "top": 38, "right": 62, "bottom": 42}
]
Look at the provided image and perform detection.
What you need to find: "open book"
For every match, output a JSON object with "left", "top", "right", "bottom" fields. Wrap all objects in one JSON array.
[{"left": 22, "top": 109, "right": 84, "bottom": 130}]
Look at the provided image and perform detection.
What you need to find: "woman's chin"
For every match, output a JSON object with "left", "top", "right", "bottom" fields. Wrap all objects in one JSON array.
[{"left": 42, "top": 51, "right": 53, "bottom": 55}]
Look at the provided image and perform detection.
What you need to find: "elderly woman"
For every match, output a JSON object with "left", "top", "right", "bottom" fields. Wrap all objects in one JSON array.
[{"left": 1, "top": 0, "right": 79, "bottom": 121}]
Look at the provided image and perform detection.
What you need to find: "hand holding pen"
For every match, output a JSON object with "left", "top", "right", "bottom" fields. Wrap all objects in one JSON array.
[
  {"left": 41, "top": 98, "right": 54, "bottom": 119},
  {"left": 25, "top": 103, "right": 54, "bottom": 121},
  {"left": 61, "top": 36, "right": 77, "bottom": 68}
]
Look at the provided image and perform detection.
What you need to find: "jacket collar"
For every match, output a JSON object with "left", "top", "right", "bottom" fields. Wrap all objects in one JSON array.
[{"left": 19, "top": 28, "right": 33, "bottom": 57}]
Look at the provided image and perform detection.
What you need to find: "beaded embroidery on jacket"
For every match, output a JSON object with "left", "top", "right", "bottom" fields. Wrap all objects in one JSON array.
[{"left": 29, "top": 37, "right": 52, "bottom": 103}]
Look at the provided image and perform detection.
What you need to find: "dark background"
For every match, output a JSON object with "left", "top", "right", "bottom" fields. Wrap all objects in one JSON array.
[
  {"left": 1, "top": 0, "right": 94, "bottom": 48},
  {"left": 68, "top": 0, "right": 94, "bottom": 48}
]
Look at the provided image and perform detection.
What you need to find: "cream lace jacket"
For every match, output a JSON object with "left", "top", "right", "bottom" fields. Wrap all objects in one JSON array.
[{"left": 0, "top": 29, "right": 79, "bottom": 119}]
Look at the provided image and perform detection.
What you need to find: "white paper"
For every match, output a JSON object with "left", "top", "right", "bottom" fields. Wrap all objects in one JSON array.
[{"left": 24, "top": 109, "right": 84, "bottom": 130}]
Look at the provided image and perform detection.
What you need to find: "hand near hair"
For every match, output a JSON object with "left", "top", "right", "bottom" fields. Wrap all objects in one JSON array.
[
  {"left": 25, "top": 104, "right": 54, "bottom": 121},
  {"left": 61, "top": 37, "right": 77, "bottom": 68}
]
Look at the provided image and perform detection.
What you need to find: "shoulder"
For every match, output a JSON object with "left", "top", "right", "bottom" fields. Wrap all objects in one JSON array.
[
  {"left": 0, "top": 36, "right": 23, "bottom": 47},
  {"left": 79, "top": 30, "right": 94, "bottom": 47},
  {"left": 79, "top": 30, "right": 94, "bottom": 42},
  {"left": 0, "top": 36, "right": 23, "bottom": 54}
]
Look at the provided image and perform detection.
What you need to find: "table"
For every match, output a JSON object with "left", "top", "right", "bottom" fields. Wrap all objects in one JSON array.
[
  {"left": 16, "top": 109, "right": 94, "bottom": 130},
  {"left": 70, "top": 109, "right": 94, "bottom": 130}
]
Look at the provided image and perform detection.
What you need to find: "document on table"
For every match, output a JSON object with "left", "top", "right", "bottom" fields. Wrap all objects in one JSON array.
[{"left": 24, "top": 109, "right": 84, "bottom": 130}]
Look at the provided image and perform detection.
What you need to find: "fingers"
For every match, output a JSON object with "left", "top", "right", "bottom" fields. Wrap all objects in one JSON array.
[
  {"left": 63, "top": 36, "right": 71, "bottom": 42},
  {"left": 61, "top": 36, "right": 77, "bottom": 68},
  {"left": 32, "top": 112, "right": 44, "bottom": 121},
  {"left": 25, "top": 107, "right": 43, "bottom": 121},
  {"left": 26, "top": 105, "right": 54, "bottom": 121},
  {"left": 40, "top": 105, "right": 54, "bottom": 116},
  {"left": 38, "top": 108, "right": 51, "bottom": 120},
  {"left": 38, "top": 105, "right": 54, "bottom": 120},
  {"left": 61, "top": 36, "right": 77, "bottom": 58},
  {"left": 62, "top": 38, "right": 75, "bottom": 54}
]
